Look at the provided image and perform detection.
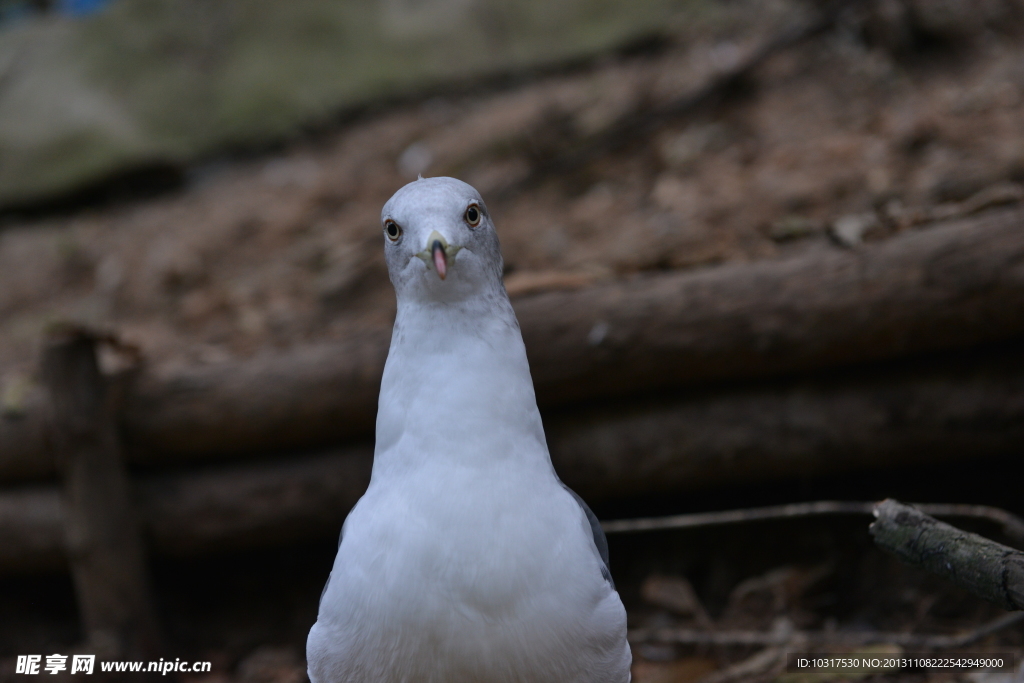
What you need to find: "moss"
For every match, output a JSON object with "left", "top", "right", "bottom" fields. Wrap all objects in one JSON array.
[{"left": 0, "top": 0, "right": 704, "bottom": 206}]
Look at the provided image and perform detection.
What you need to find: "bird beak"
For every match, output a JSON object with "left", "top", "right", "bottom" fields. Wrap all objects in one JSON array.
[
  {"left": 416, "top": 231, "right": 461, "bottom": 280},
  {"left": 432, "top": 238, "right": 447, "bottom": 280}
]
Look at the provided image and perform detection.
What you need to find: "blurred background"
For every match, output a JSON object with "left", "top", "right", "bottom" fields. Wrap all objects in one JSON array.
[{"left": 2, "top": 0, "right": 1024, "bottom": 680}]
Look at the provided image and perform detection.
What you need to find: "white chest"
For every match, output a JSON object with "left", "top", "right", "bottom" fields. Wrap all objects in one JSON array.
[{"left": 307, "top": 470, "right": 630, "bottom": 683}]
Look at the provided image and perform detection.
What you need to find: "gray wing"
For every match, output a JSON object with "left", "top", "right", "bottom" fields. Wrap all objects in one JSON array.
[{"left": 559, "top": 480, "right": 614, "bottom": 589}]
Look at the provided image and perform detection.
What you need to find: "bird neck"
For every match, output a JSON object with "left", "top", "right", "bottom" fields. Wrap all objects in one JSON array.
[
  {"left": 372, "top": 290, "right": 551, "bottom": 478},
  {"left": 393, "top": 283, "right": 518, "bottom": 347}
]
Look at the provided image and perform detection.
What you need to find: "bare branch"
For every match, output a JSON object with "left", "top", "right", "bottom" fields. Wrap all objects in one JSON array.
[
  {"left": 870, "top": 499, "right": 1024, "bottom": 611},
  {"left": 603, "top": 501, "right": 1024, "bottom": 547},
  {"left": 629, "top": 612, "right": 1024, "bottom": 648}
]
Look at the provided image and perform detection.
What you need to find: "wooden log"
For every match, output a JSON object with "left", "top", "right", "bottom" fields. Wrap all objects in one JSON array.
[
  {"left": 41, "top": 328, "right": 162, "bottom": 657},
  {"left": 121, "top": 333, "right": 389, "bottom": 466},
  {"left": 2, "top": 208, "right": 1024, "bottom": 477},
  {"left": 522, "top": 207, "right": 1024, "bottom": 405},
  {"left": 0, "top": 447, "right": 373, "bottom": 573},
  {"left": 0, "top": 385, "right": 52, "bottom": 480},
  {"left": 545, "top": 347, "right": 1024, "bottom": 501},
  {"left": 2, "top": 349, "right": 1022, "bottom": 574},
  {"left": 0, "top": 486, "right": 64, "bottom": 571},
  {"left": 870, "top": 499, "right": 1024, "bottom": 611},
  {"left": 141, "top": 445, "right": 373, "bottom": 555}
]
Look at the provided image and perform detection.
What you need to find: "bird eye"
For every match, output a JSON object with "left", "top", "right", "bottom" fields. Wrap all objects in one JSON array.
[
  {"left": 464, "top": 204, "right": 482, "bottom": 228},
  {"left": 384, "top": 220, "right": 403, "bottom": 242}
]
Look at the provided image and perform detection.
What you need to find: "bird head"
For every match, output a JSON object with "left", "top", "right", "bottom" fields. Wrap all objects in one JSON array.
[{"left": 381, "top": 177, "right": 504, "bottom": 303}]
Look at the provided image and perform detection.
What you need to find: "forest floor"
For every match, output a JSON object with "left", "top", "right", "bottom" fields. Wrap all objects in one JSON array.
[{"left": 1, "top": 0, "right": 1024, "bottom": 681}]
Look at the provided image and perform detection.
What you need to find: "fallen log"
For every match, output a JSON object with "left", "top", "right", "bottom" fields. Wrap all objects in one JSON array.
[
  {"left": 0, "top": 487, "right": 64, "bottom": 571},
  {"left": 122, "top": 332, "right": 389, "bottom": 466},
  {"left": 143, "top": 445, "right": 373, "bottom": 554},
  {"left": 2, "top": 349, "right": 1022, "bottom": 573},
  {"left": 525, "top": 207, "right": 1024, "bottom": 405},
  {"left": 545, "top": 347, "right": 1024, "bottom": 501},
  {"left": 0, "top": 386, "right": 51, "bottom": 480},
  {"left": 0, "top": 446, "right": 373, "bottom": 573},
  {"left": 871, "top": 499, "right": 1024, "bottom": 611},
  {"left": 2, "top": 207, "right": 1023, "bottom": 479}
]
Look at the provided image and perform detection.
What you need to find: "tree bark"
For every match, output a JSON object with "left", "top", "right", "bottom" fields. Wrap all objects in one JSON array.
[
  {"left": 3, "top": 349, "right": 1022, "bottom": 574},
  {"left": 870, "top": 499, "right": 1024, "bottom": 611},
  {"left": 122, "top": 331, "right": 389, "bottom": 464},
  {"left": 0, "top": 486, "right": 64, "bottom": 570},
  {"left": 521, "top": 207, "right": 1024, "bottom": 406},
  {"left": 545, "top": 346, "right": 1024, "bottom": 501},
  {"left": 0, "top": 385, "right": 52, "bottom": 480},
  {"left": 40, "top": 328, "right": 162, "bottom": 657},
  {"left": 141, "top": 445, "right": 373, "bottom": 555}
]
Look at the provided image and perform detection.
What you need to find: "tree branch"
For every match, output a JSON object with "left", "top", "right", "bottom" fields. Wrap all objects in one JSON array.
[
  {"left": 603, "top": 501, "right": 1024, "bottom": 546},
  {"left": 870, "top": 499, "right": 1024, "bottom": 611},
  {"left": 629, "top": 611, "right": 1024, "bottom": 648}
]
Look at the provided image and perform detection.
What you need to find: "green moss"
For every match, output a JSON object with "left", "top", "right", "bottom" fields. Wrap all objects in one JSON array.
[{"left": 0, "top": 0, "right": 705, "bottom": 206}]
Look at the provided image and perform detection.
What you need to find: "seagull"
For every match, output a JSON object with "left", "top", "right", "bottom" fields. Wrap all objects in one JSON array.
[{"left": 307, "top": 177, "right": 631, "bottom": 682}]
